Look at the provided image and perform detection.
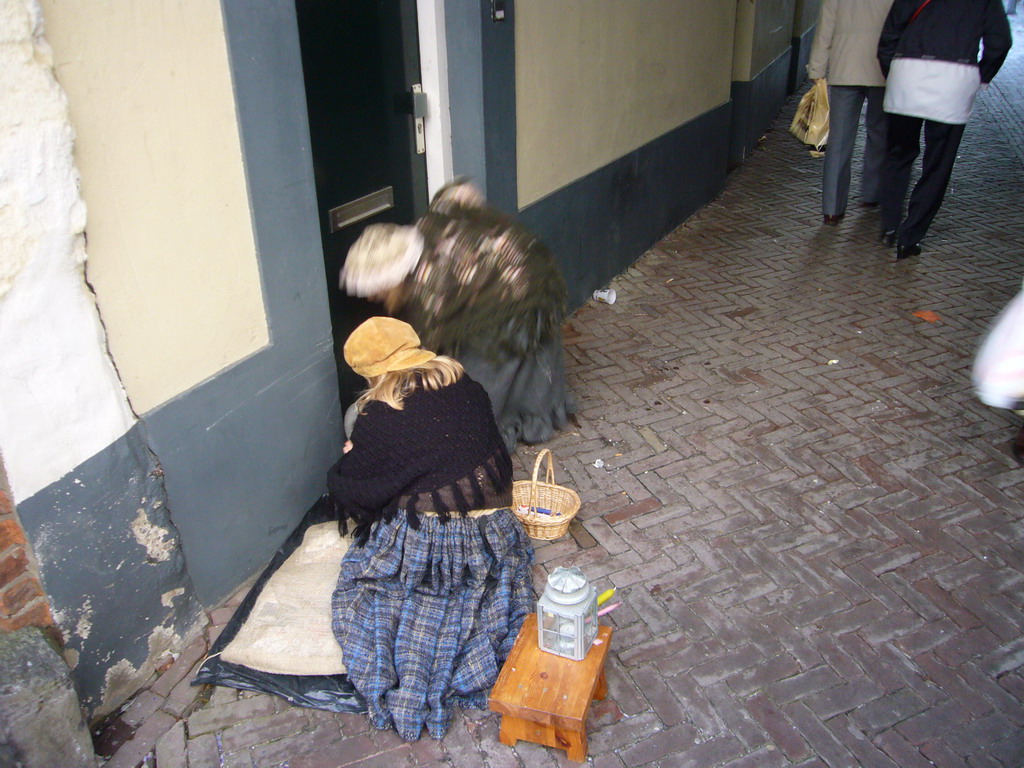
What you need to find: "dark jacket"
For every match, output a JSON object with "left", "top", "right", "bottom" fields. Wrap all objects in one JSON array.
[
  {"left": 878, "top": 0, "right": 1011, "bottom": 83},
  {"left": 327, "top": 374, "right": 513, "bottom": 542}
]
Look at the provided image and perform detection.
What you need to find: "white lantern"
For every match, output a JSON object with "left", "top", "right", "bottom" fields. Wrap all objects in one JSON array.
[{"left": 537, "top": 566, "right": 599, "bottom": 660}]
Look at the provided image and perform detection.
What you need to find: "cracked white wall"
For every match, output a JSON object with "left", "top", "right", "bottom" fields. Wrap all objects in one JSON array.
[{"left": 0, "top": 0, "right": 135, "bottom": 503}]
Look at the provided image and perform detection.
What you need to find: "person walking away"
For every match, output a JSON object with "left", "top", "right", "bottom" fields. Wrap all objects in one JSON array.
[
  {"left": 877, "top": 0, "right": 1011, "bottom": 259},
  {"left": 807, "top": 0, "right": 895, "bottom": 226}
]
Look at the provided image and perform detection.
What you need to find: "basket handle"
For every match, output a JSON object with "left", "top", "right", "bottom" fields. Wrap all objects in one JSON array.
[
  {"left": 526, "top": 449, "right": 556, "bottom": 513},
  {"left": 531, "top": 449, "right": 556, "bottom": 486}
]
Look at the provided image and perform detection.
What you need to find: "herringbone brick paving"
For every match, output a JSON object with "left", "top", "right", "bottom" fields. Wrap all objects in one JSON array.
[{"left": 103, "top": 20, "right": 1024, "bottom": 768}]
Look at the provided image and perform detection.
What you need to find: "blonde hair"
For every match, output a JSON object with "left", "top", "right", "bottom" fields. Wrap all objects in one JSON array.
[{"left": 356, "top": 355, "right": 464, "bottom": 411}]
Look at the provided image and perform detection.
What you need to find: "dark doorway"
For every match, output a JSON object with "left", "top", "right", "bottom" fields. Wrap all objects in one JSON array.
[{"left": 294, "top": 0, "right": 429, "bottom": 406}]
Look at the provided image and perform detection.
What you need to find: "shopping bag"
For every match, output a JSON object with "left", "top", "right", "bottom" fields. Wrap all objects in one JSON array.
[
  {"left": 974, "top": 286, "right": 1024, "bottom": 410},
  {"left": 789, "top": 79, "right": 830, "bottom": 151}
]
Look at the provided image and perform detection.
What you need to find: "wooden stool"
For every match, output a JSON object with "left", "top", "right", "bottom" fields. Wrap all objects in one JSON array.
[{"left": 488, "top": 613, "right": 613, "bottom": 762}]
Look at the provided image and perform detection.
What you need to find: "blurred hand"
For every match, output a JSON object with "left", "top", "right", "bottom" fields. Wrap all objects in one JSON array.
[{"left": 343, "top": 440, "right": 353, "bottom": 454}]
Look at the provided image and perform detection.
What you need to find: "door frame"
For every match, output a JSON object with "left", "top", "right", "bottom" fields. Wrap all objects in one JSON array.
[{"left": 416, "top": 0, "right": 453, "bottom": 199}]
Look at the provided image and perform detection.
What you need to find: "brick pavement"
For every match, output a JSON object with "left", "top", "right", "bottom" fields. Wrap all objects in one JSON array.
[{"left": 97, "top": 18, "right": 1024, "bottom": 768}]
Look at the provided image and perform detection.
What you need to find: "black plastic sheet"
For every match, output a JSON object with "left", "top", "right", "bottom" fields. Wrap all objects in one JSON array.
[{"left": 191, "top": 497, "right": 366, "bottom": 713}]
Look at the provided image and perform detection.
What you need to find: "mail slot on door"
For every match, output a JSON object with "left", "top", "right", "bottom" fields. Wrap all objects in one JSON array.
[{"left": 328, "top": 187, "right": 394, "bottom": 233}]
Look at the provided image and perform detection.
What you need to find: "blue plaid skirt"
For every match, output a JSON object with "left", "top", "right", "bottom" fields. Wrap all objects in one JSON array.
[{"left": 331, "top": 508, "right": 534, "bottom": 741}]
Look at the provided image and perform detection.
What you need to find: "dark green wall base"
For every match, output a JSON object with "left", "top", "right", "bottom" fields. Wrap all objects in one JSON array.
[
  {"left": 145, "top": 347, "right": 341, "bottom": 607},
  {"left": 519, "top": 103, "right": 731, "bottom": 310},
  {"left": 729, "top": 49, "right": 793, "bottom": 169},
  {"left": 15, "top": 424, "right": 203, "bottom": 714}
]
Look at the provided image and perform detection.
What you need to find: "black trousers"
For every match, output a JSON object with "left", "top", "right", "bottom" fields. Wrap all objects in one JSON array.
[{"left": 880, "top": 113, "right": 966, "bottom": 247}]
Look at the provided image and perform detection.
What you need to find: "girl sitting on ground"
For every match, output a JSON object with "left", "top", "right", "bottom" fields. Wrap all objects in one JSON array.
[{"left": 327, "top": 316, "right": 535, "bottom": 741}]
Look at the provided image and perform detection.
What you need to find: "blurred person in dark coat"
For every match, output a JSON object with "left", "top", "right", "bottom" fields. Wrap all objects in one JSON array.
[
  {"left": 341, "top": 180, "right": 575, "bottom": 452},
  {"left": 877, "top": 0, "right": 1011, "bottom": 259}
]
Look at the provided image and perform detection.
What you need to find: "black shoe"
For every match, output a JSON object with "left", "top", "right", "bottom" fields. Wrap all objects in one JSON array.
[
  {"left": 823, "top": 214, "right": 843, "bottom": 225},
  {"left": 861, "top": 201, "right": 879, "bottom": 208},
  {"left": 1014, "top": 425, "right": 1024, "bottom": 465},
  {"left": 881, "top": 230, "right": 896, "bottom": 246},
  {"left": 896, "top": 243, "right": 921, "bottom": 260}
]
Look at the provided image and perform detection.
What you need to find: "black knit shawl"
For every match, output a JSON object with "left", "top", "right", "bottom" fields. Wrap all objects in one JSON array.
[{"left": 327, "top": 375, "right": 513, "bottom": 543}]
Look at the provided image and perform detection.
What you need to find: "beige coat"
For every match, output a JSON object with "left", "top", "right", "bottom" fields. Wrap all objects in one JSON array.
[{"left": 807, "top": 0, "right": 894, "bottom": 86}]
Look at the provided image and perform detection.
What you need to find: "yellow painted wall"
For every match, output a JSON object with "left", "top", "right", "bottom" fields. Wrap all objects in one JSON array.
[
  {"left": 793, "top": 0, "right": 822, "bottom": 34},
  {"left": 516, "top": 1, "right": 736, "bottom": 208},
  {"left": 40, "top": 0, "right": 269, "bottom": 414},
  {"left": 733, "top": 1, "right": 755, "bottom": 81},
  {"left": 734, "top": 0, "right": 798, "bottom": 80},
  {"left": 751, "top": 0, "right": 798, "bottom": 76}
]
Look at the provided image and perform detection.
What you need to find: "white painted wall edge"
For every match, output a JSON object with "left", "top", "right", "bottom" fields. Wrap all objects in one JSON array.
[
  {"left": 417, "top": 0, "right": 453, "bottom": 198},
  {"left": 0, "top": 3, "right": 136, "bottom": 503},
  {"left": 0, "top": 256, "right": 136, "bottom": 504}
]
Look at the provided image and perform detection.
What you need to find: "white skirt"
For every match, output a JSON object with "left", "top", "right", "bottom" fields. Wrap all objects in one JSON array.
[{"left": 884, "top": 57, "right": 981, "bottom": 124}]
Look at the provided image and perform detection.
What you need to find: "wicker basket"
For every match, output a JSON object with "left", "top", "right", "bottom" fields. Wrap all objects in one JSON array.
[{"left": 512, "top": 449, "right": 581, "bottom": 540}]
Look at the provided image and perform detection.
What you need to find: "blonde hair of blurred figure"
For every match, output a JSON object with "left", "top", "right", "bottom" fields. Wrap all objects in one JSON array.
[{"left": 356, "top": 356, "right": 464, "bottom": 412}]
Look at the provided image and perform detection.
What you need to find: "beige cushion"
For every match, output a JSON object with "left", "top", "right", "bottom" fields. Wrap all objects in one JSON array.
[{"left": 219, "top": 522, "right": 349, "bottom": 675}]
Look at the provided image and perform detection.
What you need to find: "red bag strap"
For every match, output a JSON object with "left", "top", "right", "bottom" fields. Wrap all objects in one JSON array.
[{"left": 909, "top": 0, "right": 935, "bottom": 24}]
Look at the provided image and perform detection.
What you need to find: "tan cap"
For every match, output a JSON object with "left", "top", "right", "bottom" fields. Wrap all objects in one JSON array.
[{"left": 343, "top": 317, "right": 436, "bottom": 378}]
